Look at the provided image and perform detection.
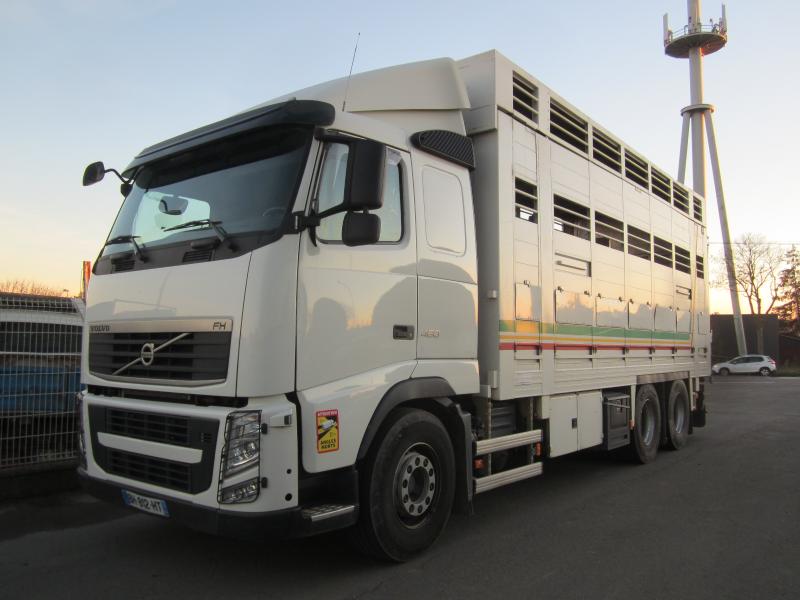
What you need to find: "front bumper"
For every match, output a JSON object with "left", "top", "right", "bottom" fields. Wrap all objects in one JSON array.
[{"left": 79, "top": 469, "right": 357, "bottom": 540}]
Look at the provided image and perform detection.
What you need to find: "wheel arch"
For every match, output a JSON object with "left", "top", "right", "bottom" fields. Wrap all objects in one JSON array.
[{"left": 356, "top": 377, "right": 473, "bottom": 514}]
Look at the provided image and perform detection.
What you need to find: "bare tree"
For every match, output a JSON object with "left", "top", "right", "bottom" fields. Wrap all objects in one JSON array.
[
  {"left": 775, "top": 246, "right": 800, "bottom": 336},
  {"left": 713, "top": 233, "right": 783, "bottom": 315},
  {"left": 0, "top": 279, "right": 64, "bottom": 296}
]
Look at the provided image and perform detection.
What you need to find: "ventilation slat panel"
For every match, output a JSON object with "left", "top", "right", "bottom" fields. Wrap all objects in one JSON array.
[
  {"left": 624, "top": 150, "right": 649, "bottom": 189},
  {"left": 651, "top": 168, "right": 671, "bottom": 203},
  {"left": 550, "top": 100, "right": 588, "bottom": 154},
  {"left": 672, "top": 184, "right": 690, "bottom": 214},
  {"left": 594, "top": 212, "right": 624, "bottom": 252},
  {"left": 512, "top": 73, "right": 539, "bottom": 124},
  {"left": 675, "top": 245, "right": 691, "bottom": 274},
  {"left": 653, "top": 236, "right": 673, "bottom": 268},
  {"left": 554, "top": 196, "right": 590, "bottom": 241},
  {"left": 515, "top": 178, "right": 538, "bottom": 223},
  {"left": 627, "top": 225, "right": 651, "bottom": 261},
  {"left": 592, "top": 129, "right": 622, "bottom": 173}
]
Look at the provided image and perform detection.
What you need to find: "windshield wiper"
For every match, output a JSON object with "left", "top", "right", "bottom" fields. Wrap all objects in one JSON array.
[
  {"left": 162, "top": 219, "right": 235, "bottom": 249},
  {"left": 104, "top": 235, "right": 147, "bottom": 262}
]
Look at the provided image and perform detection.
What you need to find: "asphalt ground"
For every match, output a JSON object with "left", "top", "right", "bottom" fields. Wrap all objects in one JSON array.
[{"left": 1, "top": 377, "right": 798, "bottom": 600}]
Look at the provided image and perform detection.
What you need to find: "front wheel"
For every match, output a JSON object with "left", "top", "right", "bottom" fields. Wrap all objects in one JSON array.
[
  {"left": 718, "top": 368, "right": 730, "bottom": 376},
  {"left": 351, "top": 408, "right": 455, "bottom": 562},
  {"left": 759, "top": 367, "right": 771, "bottom": 377}
]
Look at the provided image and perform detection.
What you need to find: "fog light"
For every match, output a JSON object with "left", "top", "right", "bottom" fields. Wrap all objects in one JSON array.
[
  {"left": 221, "top": 411, "right": 261, "bottom": 478},
  {"left": 219, "top": 478, "right": 260, "bottom": 504}
]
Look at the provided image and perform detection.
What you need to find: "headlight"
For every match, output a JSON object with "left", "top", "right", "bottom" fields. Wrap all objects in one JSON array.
[{"left": 221, "top": 411, "right": 261, "bottom": 478}]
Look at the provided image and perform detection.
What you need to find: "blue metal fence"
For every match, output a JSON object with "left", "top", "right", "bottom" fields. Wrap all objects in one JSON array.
[{"left": 0, "top": 293, "right": 84, "bottom": 473}]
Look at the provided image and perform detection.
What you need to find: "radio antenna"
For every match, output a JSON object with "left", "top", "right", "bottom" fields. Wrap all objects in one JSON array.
[{"left": 342, "top": 32, "right": 360, "bottom": 112}]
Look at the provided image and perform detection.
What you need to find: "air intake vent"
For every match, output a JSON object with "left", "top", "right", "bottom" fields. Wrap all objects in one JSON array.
[
  {"left": 512, "top": 73, "right": 539, "bottom": 124},
  {"left": 183, "top": 249, "right": 213, "bottom": 263},
  {"left": 675, "top": 246, "right": 691, "bottom": 274},
  {"left": 651, "top": 168, "right": 671, "bottom": 203},
  {"left": 672, "top": 184, "right": 690, "bottom": 214},
  {"left": 550, "top": 100, "right": 588, "bottom": 153},
  {"left": 653, "top": 236, "right": 673, "bottom": 268},
  {"left": 514, "top": 178, "right": 538, "bottom": 223},
  {"left": 112, "top": 258, "right": 135, "bottom": 273},
  {"left": 624, "top": 150, "right": 649, "bottom": 189},
  {"left": 693, "top": 195, "right": 703, "bottom": 221},
  {"left": 592, "top": 129, "right": 621, "bottom": 173}
]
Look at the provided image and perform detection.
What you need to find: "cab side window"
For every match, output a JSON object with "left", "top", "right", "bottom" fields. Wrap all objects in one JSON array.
[{"left": 316, "top": 144, "right": 403, "bottom": 243}]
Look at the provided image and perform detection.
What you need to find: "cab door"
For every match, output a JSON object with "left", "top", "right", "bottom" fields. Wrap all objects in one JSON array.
[{"left": 296, "top": 143, "right": 417, "bottom": 393}]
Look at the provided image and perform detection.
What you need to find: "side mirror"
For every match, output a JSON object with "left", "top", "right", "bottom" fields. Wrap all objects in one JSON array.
[
  {"left": 342, "top": 212, "right": 380, "bottom": 247},
  {"left": 347, "top": 139, "right": 386, "bottom": 211},
  {"left": 317, "top": 139, "right": 386, "bottom": 218},
  {"left": 83, "top": 162, "right": 106, "bottom": 186}
]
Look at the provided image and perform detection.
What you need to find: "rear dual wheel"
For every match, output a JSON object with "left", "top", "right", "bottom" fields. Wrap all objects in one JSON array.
[
  {"left": 630, "top": 384, "right": 661, "bottom": 463},
  {"left": 664, "top": 380, "right": 690, "bottom": 450}
]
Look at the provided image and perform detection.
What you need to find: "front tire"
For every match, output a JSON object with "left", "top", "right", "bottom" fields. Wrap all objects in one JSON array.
[
  {"left": 630, "top": 384, "right": 661, "bottom": 464},
  {"left": 719, "top": 368, "right": 730, "bottom": 376},
  {"left": 351, "top": 408, "right": 455, "bottom": 562},
  {"left": 665, "top": 380, "right": 690, "bottom": 450}
]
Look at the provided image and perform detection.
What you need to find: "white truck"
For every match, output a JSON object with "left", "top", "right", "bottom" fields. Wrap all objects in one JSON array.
[{"left": 78, "top": 50, "right": 710, "bottom": 561}]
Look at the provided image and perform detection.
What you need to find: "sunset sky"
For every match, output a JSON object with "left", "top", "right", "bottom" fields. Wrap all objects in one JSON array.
[{"left": 1, "top": 0, "right": 798, "bottom": 312}]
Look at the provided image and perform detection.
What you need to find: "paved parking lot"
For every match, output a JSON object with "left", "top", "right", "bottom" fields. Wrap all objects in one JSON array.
[{"left": 1, "top": 377, "right": 798, "bottom": 600}]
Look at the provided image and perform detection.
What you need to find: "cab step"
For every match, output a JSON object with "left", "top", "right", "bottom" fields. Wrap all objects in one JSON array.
[
  {"left": 474, "top": 462, "right": 543, "bottom": 494},
  {"left": 300, "top": 504, "right": 356, "bottom": 522},
  {"left": 475, "top": 429, "right": 543, "bottom": 455}
]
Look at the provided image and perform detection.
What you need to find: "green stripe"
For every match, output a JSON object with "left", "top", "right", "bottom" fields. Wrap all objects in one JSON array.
[{"left": 501, "top": 320, "right": 693, "bottom": 341}]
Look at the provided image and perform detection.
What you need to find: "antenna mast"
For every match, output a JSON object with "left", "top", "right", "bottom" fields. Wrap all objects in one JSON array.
[
  {"left": 664, "top": 1, "right": 746, "bottom": 355},
  {"left": 342, "top": 32, "right": 361, "bottom": 112}
]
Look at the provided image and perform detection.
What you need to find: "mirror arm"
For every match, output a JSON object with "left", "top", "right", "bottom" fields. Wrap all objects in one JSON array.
[
  {"left": 291, "top": 210, "right": 321, "bottom": 247},
  {"left": 104, "top": 168, "right": 133, "bottom": 185}
]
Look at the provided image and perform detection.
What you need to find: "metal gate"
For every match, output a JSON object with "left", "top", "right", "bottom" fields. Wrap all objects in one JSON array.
[{"left": 0, "top": 293, "right": 84, "bottom": 473}]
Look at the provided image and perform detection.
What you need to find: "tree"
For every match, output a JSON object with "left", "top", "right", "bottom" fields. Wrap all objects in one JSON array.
[
  {"left": 0, "top": 279, "right": 64, "bottom": 296},
  {"left": 712, "top": 234, "right": 785, "bottom": 355},
  {"left": 775, "top": 246, "right": 800, "bottom": 336},
  {"left": 713, "top": 233, "right": 783, "bottom": 315}
]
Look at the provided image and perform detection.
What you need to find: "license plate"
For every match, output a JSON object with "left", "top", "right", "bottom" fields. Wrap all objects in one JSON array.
[{"left": 121, "top": 490, "right": 170, "bottom": 517}]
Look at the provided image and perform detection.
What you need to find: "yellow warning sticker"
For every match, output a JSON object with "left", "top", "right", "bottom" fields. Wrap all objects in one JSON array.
[{"left": 316, "top": 409, "right": 339, "bottom": 453}]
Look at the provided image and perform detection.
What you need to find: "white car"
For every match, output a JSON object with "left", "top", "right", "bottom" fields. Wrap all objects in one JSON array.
[{"left": 712, "top": 355, "right": 776, "bottom": 376}]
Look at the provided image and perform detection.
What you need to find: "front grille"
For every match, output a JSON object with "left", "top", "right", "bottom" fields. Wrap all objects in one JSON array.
[
  {"left": 89, "top": 331, "right": 231, "bottom": 382},
  {"left": 89, "top": 405, "right": 218, "bottom": 494},
  {"left": 108, "top": 449, "right": 191, "bottom": 492},
  {"left": 107, "top": 409, "right": 190, "bottom": 446}
]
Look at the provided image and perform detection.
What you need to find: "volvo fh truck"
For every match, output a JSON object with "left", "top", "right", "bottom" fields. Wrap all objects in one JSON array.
[{"left": 78, "top": 50, "right": 710, "bottom": 561}]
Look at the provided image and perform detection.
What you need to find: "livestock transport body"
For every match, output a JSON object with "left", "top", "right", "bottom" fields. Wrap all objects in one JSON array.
[{"left": 79, "top": 50, "right": 710, "bottom": 560}]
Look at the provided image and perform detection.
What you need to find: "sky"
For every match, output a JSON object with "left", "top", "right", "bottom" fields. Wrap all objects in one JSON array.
[{"left": 1, "top": 0, "right": 798, "bottom": 311}]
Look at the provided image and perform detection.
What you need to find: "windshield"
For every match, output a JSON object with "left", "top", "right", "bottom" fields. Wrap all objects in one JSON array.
[{"left": 102, "top": 125, "right": 311, "bottom": 258}]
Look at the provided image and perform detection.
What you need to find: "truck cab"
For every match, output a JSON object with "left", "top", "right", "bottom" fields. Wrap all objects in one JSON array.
[{"left": 80, "top": 58, "right": 479, "bottom": 560}]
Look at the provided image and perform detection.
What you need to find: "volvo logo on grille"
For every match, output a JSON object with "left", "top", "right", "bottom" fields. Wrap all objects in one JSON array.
[
  {"left": 112, "top": 332, "right": 191, "bottom": 376},
  {"left": 140, "top": 343, "right": 156, "bottom": 366}
]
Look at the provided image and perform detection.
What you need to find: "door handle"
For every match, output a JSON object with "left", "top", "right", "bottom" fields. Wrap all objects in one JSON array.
[{"left": 393, "top": 325, "right": 415, "bottom": 340}]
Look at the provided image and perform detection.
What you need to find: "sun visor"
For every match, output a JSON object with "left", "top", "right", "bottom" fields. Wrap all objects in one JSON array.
[{"left": 123, "top": 100, "right": 335, "bottom": 176}]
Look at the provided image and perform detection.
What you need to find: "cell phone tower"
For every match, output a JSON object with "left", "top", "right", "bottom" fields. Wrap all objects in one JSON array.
[{"left": 664, "top": 1, "right": 746, "bottom": 355}]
